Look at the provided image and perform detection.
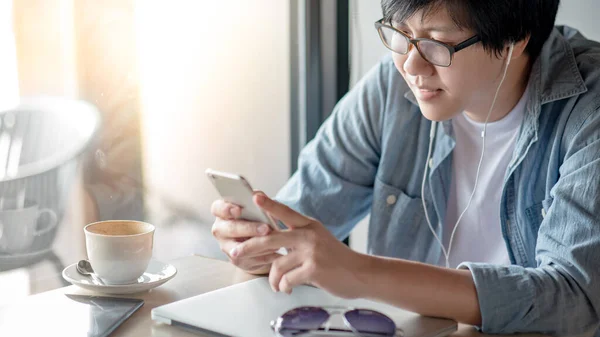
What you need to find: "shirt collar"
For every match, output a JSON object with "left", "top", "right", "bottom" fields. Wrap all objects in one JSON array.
[{"left": 532, "top": 26, "right": 587, "bottom": 104}]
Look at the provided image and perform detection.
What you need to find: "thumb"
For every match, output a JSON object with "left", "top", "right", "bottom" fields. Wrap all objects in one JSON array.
[{"left": 253, "top": 194, "right": 312, "bottom": 228}]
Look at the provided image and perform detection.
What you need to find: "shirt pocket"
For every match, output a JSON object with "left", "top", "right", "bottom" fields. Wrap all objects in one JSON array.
[
  {"left": 525, "top": 197, "right": 555, "bottom": 228},
  {"left": 541, "top": 197, "right": 554, "bottom": 218},
  {"left": 369, "top": 177, "right": 431, "bottom": 260},
  {"left": 523, "top": 197, "right": 554, "bottom": 262}
]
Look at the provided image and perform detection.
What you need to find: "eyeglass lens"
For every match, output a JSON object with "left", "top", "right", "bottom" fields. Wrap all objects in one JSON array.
[
  {"left": 278, "top": 307, "right": 329, "bottom": 334},
  {"left": 276, "top": 306, "right": 396, "bottom": 336},
  {"left": 378, "top": 26, "right": 451, "bottom": 66},
  {"left": 344, "top": 309, "right": 397, "bottom": 336}
]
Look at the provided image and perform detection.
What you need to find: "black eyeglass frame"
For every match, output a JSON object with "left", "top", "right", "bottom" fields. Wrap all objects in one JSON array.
[{"left": 374, "top": 18, "right": 480, "bottom": 67}]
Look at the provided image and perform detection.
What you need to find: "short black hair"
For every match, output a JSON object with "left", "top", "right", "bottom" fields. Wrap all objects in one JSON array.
[{"left": 381, "top": 0, "right": 560, "bottom": 61}]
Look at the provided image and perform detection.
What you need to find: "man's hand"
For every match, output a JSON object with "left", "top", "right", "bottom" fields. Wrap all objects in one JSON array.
[
  {"left": 230, "top": 194, "right": 368, "bottom": 298},
  {"left": 210, "top": 192, "right": 281, "bottom": 275}
]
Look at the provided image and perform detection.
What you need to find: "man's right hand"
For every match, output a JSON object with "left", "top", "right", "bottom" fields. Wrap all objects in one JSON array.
[{"left": 210, "top": 195, "right": 279, "bottom": 275}]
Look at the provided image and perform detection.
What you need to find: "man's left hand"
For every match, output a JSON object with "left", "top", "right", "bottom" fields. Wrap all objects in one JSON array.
[{"left": 230, "top": 194, "right": 368, "bottom": 298}]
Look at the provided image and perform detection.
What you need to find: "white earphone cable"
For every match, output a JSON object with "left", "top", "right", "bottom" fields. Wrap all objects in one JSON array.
[{"left": 421, "top": 121, "right": 447, "bottom": 260}]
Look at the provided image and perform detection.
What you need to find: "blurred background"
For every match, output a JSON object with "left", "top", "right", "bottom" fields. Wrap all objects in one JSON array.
[{"left": 0, "top": 0, "right": 597, "bottom": 306}]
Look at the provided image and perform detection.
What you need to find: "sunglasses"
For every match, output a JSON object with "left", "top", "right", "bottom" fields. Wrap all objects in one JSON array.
[{"left": 270, "top": 306, "right": 398, "bottom": 336}]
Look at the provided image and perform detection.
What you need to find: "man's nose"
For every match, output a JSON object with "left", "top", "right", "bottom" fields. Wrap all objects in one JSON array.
[{"left": 403, "top": 45, "right": 434, "bottom": 77}]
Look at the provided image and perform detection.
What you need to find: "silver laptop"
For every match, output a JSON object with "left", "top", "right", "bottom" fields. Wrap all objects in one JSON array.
[{"left": 152, "top": 278, "right": 457, "bottom": 337}]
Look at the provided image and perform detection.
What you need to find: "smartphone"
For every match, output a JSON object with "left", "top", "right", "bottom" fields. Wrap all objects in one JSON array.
[
  {"left": 0, "top": 294, "right": 144, "bottom": 337},
  {"left": 206, "top": 168, "right": 279, "bottom": 230}
]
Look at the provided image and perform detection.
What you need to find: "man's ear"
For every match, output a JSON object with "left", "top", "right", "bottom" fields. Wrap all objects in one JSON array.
[{"left": 509, "top": 35, "right": 530, "bottom": 59}]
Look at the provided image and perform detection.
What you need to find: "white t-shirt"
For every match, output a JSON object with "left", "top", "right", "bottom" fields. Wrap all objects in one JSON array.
[{"left": 440, "top": 90, "right": 528, "bottom": 268}]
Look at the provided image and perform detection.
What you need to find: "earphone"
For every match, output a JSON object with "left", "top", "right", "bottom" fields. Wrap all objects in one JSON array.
[{"left": 421, "top": 43, "right": 515, "bottom": 268}]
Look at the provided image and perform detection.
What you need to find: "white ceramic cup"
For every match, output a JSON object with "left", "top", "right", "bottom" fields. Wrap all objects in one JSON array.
[
  {"left": 0, "top": 199, "right": 57, "bottom": 254},
  {"left": 84, "top": 220, "right": 154, "bottom": 285}
]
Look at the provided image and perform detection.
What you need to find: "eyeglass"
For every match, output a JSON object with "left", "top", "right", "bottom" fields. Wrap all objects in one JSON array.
[
  {"left": 374, "top": 19, "right": 480, "bottom": 67},
  {"left": 270, "top": 306, "right": 398, "bottom": 337}
]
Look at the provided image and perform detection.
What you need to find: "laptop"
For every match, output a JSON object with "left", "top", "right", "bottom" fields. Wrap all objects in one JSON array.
[{"left": 152, "top": 278, "right": 457, "bottom": 337}]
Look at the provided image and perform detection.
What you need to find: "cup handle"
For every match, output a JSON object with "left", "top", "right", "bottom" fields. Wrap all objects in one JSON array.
[{"left": 34, "top": 209, "right": 58, "bottom": 236}]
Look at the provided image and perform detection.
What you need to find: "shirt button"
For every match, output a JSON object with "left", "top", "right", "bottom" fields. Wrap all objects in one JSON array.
[
  {"left": 428, "top": 158, "right": 434, "bottom": 168},
  {"left": 386, "top": 195, "right": 397, "bottom": 205},
  {"left": 541, "top": 208, "right": 547, "bottom": 218}
]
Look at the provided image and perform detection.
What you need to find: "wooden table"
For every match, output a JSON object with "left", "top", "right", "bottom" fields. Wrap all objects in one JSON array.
[{"left": 0, "top": 255, "right": 545, "bottom": 337}]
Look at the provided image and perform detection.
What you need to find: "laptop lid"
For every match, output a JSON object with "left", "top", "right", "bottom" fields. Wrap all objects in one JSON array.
[{"left": 152, "top": 278, "right": 457, "bottom": 337}]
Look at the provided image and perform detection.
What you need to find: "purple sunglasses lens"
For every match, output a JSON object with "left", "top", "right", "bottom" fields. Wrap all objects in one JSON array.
[
  {"left": 344, "top": 309, "right": 397, "bottom": 336},
  {"left": 277, "top": 306, "right": 329, "bottom": 335}
]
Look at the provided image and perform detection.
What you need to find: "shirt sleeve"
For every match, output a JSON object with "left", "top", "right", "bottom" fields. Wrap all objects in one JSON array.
[
  {"left": 459, "top": 108, "right": 600, "bottom": 335},
  {"left": 275, "top": 59, "right": 391, "bottom": 240}
]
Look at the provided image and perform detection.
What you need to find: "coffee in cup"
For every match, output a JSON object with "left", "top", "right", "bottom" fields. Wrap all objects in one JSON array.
[
  {"left": 84, "top": 220, "right": 154, "bottom": 285},
  {"left": 0, "top": 199, "right": 57, "bottom": 254}
]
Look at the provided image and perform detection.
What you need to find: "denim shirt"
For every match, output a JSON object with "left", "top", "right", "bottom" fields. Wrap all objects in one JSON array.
[{"left": 276, "top": 26, "right": 600, "bottom": 335}]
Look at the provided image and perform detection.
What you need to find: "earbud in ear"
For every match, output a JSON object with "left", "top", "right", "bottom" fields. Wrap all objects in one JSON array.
[{"left": 506, "top": 43, "right": 515, "bottom": 66}]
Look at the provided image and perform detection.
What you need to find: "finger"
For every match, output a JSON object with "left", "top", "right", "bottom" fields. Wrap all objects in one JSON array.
[
  {"left": 222, "top": 240, "right": 278, "bottom": 269},
  {"left": 220, "top": 239, "right": 240, "bottom": 261},
  {"left": 252, "top": 191, "right": 281, "bottom": 229},
  {"left": 212, "top": 218, "right": 271, "bottom": 239},
  {"left": 245, "top": 264, "right": 271, "bottom": 275},
  {"left": 245, "top": 252, "right": 281, "bottom": 271},
  {"left": 269, "top": 251, "right": 304, "bottom": 292},
  {"left": 254, "top": 194, "right": 312, "bottom": 228},
  {"left": 211, "top": 199, "right": 242, "bottom": 219},
  {"left": 279, "top": 263, "right": 311, "bottom": 295},
  {"left": 233, "top": 230, "right": 300, "bottom": 258},
  {"left": 234, "top": 237, "right": 250, "bottom": 243}
]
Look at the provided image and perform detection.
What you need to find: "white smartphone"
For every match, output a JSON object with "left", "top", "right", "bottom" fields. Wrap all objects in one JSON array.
[{"left": 206, "top": 168, "right": 279, "bottom": 230}]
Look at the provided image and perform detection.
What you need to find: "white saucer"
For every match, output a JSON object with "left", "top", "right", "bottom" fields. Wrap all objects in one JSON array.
[{"left": 62, "top": 259, "right": 177, "bottom": 295}]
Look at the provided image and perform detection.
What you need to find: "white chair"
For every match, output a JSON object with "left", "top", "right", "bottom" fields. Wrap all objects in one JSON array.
[{"left": 0, "top": 97, "right": 100, "bottom": 277}]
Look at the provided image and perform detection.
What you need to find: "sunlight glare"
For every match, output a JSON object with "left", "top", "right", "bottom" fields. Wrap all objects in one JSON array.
[{"left": 0, "top": 0, "right": 20, "bottom": 111}]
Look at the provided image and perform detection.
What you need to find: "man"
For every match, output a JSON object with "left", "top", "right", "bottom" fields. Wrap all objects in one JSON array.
[{"left": 211, "top": 0, "right": 600, "bottom": 335}]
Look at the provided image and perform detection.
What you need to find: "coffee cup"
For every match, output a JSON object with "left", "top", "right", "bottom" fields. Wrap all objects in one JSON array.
[
  {"left": 0, "top": 199, "right": 57, "bottom": 254},
  {"left": 84, "top": 220, "right": 155, "bottom": 285}
]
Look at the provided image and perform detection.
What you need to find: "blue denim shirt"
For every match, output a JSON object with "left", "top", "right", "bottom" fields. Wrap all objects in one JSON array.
[{"left": 276, "top": 26, "right": 600, "bottom": 335}]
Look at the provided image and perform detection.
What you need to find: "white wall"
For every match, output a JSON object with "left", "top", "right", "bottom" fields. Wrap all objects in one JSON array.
[
  {"left": 349, "top": 0, "right": 388, "bottom": 88},
  {"left": 137, "top": 1, "right": 291, "bottom": 223},
  {"left": 348, "top": 0, "right": 600, "bottom": 253},
  {"left": 556, "top": 0, "right": 600, "bottom": 41},
  {"left": 0, "top": 0, "right": 19, "bottom": 111}
]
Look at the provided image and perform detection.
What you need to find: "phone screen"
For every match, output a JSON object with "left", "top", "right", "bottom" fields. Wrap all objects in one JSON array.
[{"left": 0, "top": 294, "right": 144, "bottom": 337}]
